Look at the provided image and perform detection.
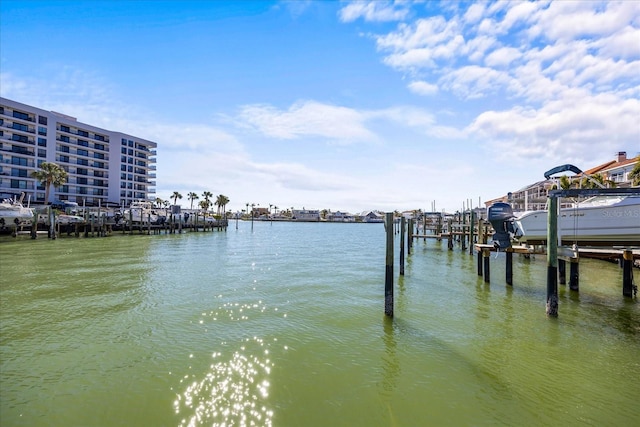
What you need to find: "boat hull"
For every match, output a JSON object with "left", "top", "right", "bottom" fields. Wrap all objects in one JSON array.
[{"left": 513, "top": 196, "right": 640, "bottom": 246}]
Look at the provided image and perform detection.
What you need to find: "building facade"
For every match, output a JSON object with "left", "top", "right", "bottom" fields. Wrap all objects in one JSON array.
[{"left": 0, "top": 97, "right": 156, "bottom": 206}]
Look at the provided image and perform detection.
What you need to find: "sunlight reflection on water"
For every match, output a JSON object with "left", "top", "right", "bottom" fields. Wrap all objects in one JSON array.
[{"left": 174, "top": 336, "right": 275, "bottom": 427}]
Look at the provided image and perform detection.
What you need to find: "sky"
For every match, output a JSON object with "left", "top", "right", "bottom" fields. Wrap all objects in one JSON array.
[{"left": 1, "top": 0, "right": 639, "bottom": 214}]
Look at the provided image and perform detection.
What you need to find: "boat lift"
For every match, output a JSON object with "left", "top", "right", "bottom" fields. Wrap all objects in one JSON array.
[{"left": 544, "top": 169, "right": 640, "bottom": 316}]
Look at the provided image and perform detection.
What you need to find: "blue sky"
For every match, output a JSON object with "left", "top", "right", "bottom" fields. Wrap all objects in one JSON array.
[{"left": 2, "top": 1, "right": 639, "bottom": 213}]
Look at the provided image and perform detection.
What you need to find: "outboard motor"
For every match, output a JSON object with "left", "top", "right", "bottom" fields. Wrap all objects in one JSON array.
[{"left": 487, "top": 202, "right": 515, "bottom": 250}]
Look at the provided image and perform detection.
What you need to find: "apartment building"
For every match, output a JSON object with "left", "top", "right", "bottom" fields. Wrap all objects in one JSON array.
[{"left": 0, "top": 97, "right": 156, "bottom": 207}]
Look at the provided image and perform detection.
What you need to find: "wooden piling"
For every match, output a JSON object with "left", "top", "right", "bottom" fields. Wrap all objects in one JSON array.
[
  {"left": 447, "top": 219, "right": 453, "bottom": 250},
  {"left": 546, "top": 196, "right": 558, "bottom": 317},
  {"left": 477, "top": 250, "right": 483, "bottom": 276},
  {"left": 622, "top": 250, "right": 634, "bottom": 297},
  {"left": 49, "top": 207, "right": 56, "bottom": 240},
  {"left": 407, "top": 218, "right": 412, "bottom": 256},
  {"left": 558, "top": 259, "right": 566, "bottom": 285},
  {"left": 384, "top": 212, "right": 394, "bottom": 317},
  {"left": 483, "top": 248, "right": 491, "bottom": 283},
  {"left": 569, "top": 258, "right": 579, "bottom": 291},
  {"left": 30, "top": 212, "right": 37, "bottom": 239},
  {"left": 468, "top": 211, "right": 475, "bottom": 255},
  {"left": 506, "top": 249, "right": 513, "bottom": 286},
  {"left": 400, "top": 217, "right": 405, "bottom": 276}
]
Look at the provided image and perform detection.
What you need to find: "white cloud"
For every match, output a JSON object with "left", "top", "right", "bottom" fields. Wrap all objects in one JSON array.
[
  {"left": 237, "top": 100, "right": 378, "bottom": 143},
  {"left": 338, "top": 1, "right": 410, "bottom": 23},
  {"left": 468, "top": 93, "right": 640, "bottom": 163},
  {"left": 484, "top": 46, "right": 521, "bottom": 68},
  {"left": 408, "top": 80, "right": 438, "bottom": 96},
  {"left": 462, "top": 3, "right": 485, "bottom": 25},
  {"left": 439, "top": 65, "right": 512, "bottom": 99}
]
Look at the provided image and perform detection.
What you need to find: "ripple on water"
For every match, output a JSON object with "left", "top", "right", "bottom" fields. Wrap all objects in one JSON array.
[{"left": 173, "top": 336, "right": 277, "bottom": 427}]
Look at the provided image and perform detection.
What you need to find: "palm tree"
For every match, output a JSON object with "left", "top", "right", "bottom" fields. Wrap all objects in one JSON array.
[
  {"left": 172, "top": 191, "right": 183, "bottom": 206},
  {"left": 559, "top": 175, "right": 572, "bottom": 190},
  {"left": 201, "top": 191, "right": 213, "bottom": 212},
  {"left": 215, "top": 194, "right": 230, "bottom": 217},
  {"left": 30, "top": 162, "right": 68, "bottom": 204},
  {"left": 187, "top": 192, "right": 199, "bottom": 210},
  {"left": 155, "top": 197, "right": 164, "bottom": 208},
  {"left": 630, "top": 160, "right": 640, "bottom": 186},
  {"left": 580, "top": 173, "right": 615, "bottom": 189}
]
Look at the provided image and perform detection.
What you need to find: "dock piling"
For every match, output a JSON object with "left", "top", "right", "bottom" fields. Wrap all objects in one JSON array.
[
  {"left": 546, "top": 196, "right": 558, "bottom": 317},
  {"left": 622, "top": 250, "right": 635, "bottom": 297},
  {"left": 569, "top": 258, "right": 579, "bottom": 291},
  {"left": 385, "top": 212, "right": 394, "bottom": 317},
  {"left": 483, "top": 248, "right": 491, "bottom": 283},
  {"left": 400, "top": 217, "right": 405, "bottom": 276},
  {"left": 506, "top": 249, "right": 513, "bottom": 286}
]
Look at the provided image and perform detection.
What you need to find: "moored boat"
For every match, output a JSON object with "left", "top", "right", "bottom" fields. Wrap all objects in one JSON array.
[
  {"left": 122, "top": 200, "right": 160, "bottom": 224},
  {"left": 0, "top": 193, "right": 34, "bottom": 228},
  {"left": 512, "top": 195, "right": 640, "bottom": 246}
]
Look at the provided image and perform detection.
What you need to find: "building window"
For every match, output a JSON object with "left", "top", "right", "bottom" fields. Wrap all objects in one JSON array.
[
  {"left": 60, "top": 145, "right": 70, "bottom": 153},
  {"left": 59, "top": 155, "right": 69, "bottom": 162},
  {"left": 77, "top": 149, "right": 88, "bottom": 156},
  {"left": 12, "top": 122, "right": 29, "bottom": 132},
  {"left": 94, "top": 134, "right": 105, "bottom": 141},
  {"left": 94, "top": 152, "right": 104, "bottom": 160},
  {"left": 12, "top": 111, "right": 30, "bottom": 121},
  {"left": 11, "top": 168, "right": 28, "bottom": 177},
  {"left": 38, "top": 126, "right": 47, "bottom": 136},
  {"left": 122, "top": 138, "right": 127, "bottom": 145},
  {"left": 77, "top": 158, "right": 89, "bottom": 166},
  {"left": 11, "top": 157, "right": 28, "bottom": 166},
  {"left": 38, "top": 137, "right": 47, "bottom": 146},
  {"left": 11, "top": 134, "right": 29, "bottom": 143},
  {"left": 77, "top": 130, "right": 89, "bottom": 137},
  {"left": 120, "top": 173, "right": 126, "bottom": 180},
  {"left": 77, "top": 139, "right": 89, "bottom": 147},
  {"left": 128, "top": 140, "right": 134, "bottom": 147},
  {"left": 77, "top": 177, "right": 88, "bottom": 185},
  {"left": 38, "top": 149, "right": 46, "bottom": 157},
  {"left": 10, "top": 179, "right": 28, "bottom": 189},
  {"left": 38, "top": 116, "right": 47, "bottom": 125},
  {"left": 121, "top": 147, "right": 127, "bottom": 154},
  {"left": 121, "top": 165, "right": 126, "bottom": 171},
  {"left": 94, "top": 143, "right": 105, "bottom": 151},
  {"left": 60, "top": 135, "right": 70, "bottom": 143},
  {"left": 60, "top": 125, "right": 70, "bottom": 133},
  {"left": 77, "top": 168, "right": 88, "bottom": 175}
]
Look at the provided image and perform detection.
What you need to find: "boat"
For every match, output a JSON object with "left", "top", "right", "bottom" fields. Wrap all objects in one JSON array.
[
  {"left": 121, "top": 200, "right": 160, "bottom": 224},
  {"left": 0, "top": 193, "right": 34, "bottom": 228},
  {"left": 56, "top": 214, "right": 86, "bottom": 225},
  {"left": 488, "top": 164, "right": 640, "bottom": 247},
  {"left": 512, "top": 195, "right": 640, "bottom": 246}
]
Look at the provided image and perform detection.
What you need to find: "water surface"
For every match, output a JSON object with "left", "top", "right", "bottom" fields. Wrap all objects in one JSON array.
[{"left": 1, "top": 222, "right": 638, "bottom": 426}]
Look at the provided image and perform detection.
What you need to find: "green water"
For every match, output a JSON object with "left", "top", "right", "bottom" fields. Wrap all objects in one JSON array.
[{"left": 1, "top": 222, "right": 638, "bottom": 426}]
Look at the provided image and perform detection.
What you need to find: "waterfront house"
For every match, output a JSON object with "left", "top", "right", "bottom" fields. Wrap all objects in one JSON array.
[{"left": 291, "top": 209, "right": 320, "bottom": 221}]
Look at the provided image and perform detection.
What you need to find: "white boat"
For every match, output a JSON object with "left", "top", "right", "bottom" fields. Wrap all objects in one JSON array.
[
  {"left": 122, "top": 200, "right": 160, "bottom": 224},
  {"left": 512, "top": 195, "right": 640, "bottom": 246},
  {"left": 56, "top": 214, "right": 86, "bottom": 225},
  {"left": 0, "top": 193, "right": 34, "bottom": 228}
]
